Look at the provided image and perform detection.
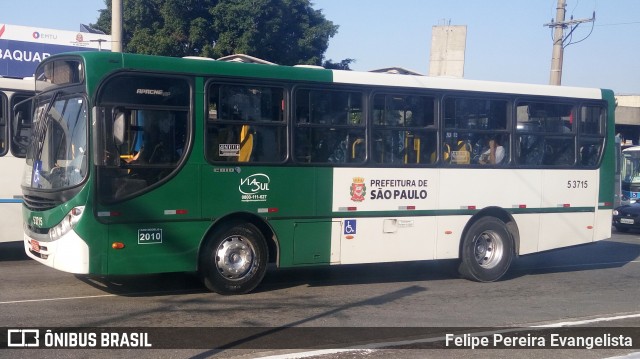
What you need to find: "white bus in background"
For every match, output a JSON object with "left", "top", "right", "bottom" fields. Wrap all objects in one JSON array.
[
  {"left": 620, "top": 146, "right": 640, "bottom": 205},
  {"left": 0, "top": 77, "right": 33, "bottom": 243}
]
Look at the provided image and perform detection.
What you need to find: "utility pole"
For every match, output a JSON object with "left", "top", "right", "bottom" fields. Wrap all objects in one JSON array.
[
  {"left": 544, "top": 0, "right": 595, "bottom": 85},
  {"left": 548, "top": 0, "right": 566, "bottom": 85}
]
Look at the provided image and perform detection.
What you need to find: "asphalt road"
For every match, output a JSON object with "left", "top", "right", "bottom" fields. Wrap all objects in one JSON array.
[{"left": 0, "top": 230, "right": 639, "bottom": 359}]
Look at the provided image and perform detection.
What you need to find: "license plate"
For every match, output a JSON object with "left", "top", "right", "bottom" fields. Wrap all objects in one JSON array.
[
  {"left": 30, "top": 239, "right": 41, "bottom": 252},
  {"left": 620, "top": 218, "right": 634, "bottom": 224}
]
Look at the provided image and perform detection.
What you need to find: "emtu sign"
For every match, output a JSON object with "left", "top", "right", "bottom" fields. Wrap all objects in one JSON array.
[{"left": 0, "top": 24, "right": 111, "bottom": 78}]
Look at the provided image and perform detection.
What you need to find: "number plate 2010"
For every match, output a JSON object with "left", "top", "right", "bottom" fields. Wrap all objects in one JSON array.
[{"left": 138, "top": 228, "right": 163, "bottom": 244}]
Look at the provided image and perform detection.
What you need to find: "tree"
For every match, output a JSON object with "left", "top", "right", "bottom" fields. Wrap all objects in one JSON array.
[
  {"left": 92, "top": 0, "right": 339, "bottom": 66},
  {"left": 323, "top": 58, "right": 355, "bottom": 70}
]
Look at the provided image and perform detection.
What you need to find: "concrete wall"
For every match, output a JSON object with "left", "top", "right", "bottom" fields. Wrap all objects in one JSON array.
[
  {"left": 615, "top": 95, "right": 640, "bottom": 126},
  {"left": 429, "top": 25, "right": 466, "bottom": 78}
]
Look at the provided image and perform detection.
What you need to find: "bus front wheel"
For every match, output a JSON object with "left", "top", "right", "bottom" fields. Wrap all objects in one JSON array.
[
  {"left": 200, "top": 222, "right": 268, "bottom": 295},
  {"left": 459, "top": 217, "right": 514, "bottom": 282}
]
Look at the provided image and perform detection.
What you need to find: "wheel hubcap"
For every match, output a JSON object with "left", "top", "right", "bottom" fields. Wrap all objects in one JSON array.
[
  {"left": 215, "top": 236, "right": 256, "bottom": 280},
  {"left": 473, "top": 231, "right": 504, "bottom": 269}
]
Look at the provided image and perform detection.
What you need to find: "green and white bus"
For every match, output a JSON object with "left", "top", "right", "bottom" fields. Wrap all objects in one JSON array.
[
  {"left": 22, "top": 52, "right": 615, "bottom": 294},
  {"left": 1, "top": 77, "right": 33, "bottom": 243}
]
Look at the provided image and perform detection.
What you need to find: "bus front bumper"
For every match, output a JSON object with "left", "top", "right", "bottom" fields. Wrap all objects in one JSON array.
[{"left": 24, "top": 231, "right": 89, "bottom": 274}]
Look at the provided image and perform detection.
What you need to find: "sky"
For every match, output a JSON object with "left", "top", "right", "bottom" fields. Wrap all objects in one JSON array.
[{"left": 2, "top": 0, "right": 639, "bottom": 94}]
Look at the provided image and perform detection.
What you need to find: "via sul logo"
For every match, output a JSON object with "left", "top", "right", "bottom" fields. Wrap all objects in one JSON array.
[
  {"left": 0, "top": 25, "right": 5, "bottom": 38},
  {"left": 239, "top": 173, "right": 271, "bottom": 202},
  {"left": 350, "top": 177, "right": 366, "bottom": 202}
]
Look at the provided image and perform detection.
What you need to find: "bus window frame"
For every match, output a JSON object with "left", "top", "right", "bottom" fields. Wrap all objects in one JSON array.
[
  {"left": 369, "top": 90, "right": 438, "bottom": 167},
  {"left": 577, "top": 100, "right": 608, "bottom": 168},
  {"left": 292, "top": 84, "right": 366, "bottom": 166},
  {"left": 10, "top": 94, "right": 34, "bottom": 158},
  {"left": 514, "top": 98, "right": 578, "bottom": 168},
  {"left": 441, "top": 93, "right": 512, "bottom": 167},
  {"left": 204, "top": 79, "right": 289, "bottom": 165},
  {"left": 94, "top": 72, "right": 193, "bottom": 204}
]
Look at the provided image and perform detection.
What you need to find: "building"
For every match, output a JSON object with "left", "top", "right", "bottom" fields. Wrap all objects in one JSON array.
[
  {"left": 0, "top": 23, "right": 111, "bottom": 78},
  {"left": 615, "top": 95, "right": 640, "bottom": 146}
]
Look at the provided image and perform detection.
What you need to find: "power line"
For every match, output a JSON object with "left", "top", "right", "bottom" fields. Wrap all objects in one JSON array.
[
  {"left": 596, "top": 21, "right": 640, "bottom": 27},
  {"left": 544, "top": 0, "right": 595, "bottom": 85}
]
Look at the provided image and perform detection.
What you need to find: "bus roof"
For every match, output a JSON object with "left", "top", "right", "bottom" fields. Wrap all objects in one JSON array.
[
  {"left": 45, "top": 51, "right": 607, "bottom": 100},
  {"left": 0, "top": 77, "right": 34, "bottom": 92},
  {"left": 332, "top": 70, "right": 604, "bottom": 100}
]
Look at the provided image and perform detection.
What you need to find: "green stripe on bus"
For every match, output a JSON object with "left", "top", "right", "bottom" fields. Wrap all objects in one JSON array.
[
  {"left": 330, "top": 207, "right": 596, "bottom": 217},
  {"left": 599, "top": 89, "right": 616, "bottom": 206}
]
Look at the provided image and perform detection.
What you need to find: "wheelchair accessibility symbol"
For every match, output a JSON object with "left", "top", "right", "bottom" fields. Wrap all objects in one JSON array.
[{"left": 344, "top": 219, "right": 357, "bottom": 235}]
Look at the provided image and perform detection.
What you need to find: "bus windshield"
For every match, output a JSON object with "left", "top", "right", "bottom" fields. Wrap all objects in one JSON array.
[
  {"left": 620, "top": 147, "right": 640, "bottom": 202},
  {"left": 622, "top": 152, "right": 640, "bottom": 183},
  {"left": 22, "top": 94, "right": 88, "bottom": 190}
]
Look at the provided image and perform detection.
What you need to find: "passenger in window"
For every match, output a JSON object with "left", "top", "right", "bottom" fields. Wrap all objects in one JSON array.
[
  {"left": 479, "top": 135, "right": 505, "bottom": 165},
  {"left": 140, "top": 112, "right": 177, "bottom": 164}
]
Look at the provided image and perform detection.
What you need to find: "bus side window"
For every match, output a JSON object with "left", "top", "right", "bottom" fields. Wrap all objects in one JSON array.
[
  {"left": 294, "top": 88, "right": 364, "bottom": 165},
  {"left": 578, "top": 105, "right": 605, "bottom": 168},
  {"left": 206, "top": 83, "right": 285, "bottom": 163},
  {"left": 372, "top": 93, "right": 436, "bottom": 166},
  {"left": 516, "top": 101, "right": 575, "bottom": 167}
]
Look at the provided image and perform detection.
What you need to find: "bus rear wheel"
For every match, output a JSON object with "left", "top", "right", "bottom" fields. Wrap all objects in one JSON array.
[
  {"left": 200, "top": 222, "right": 268, "bottom": 295},
  {"left": 459, "top": 217, "right": 514, "bottom": 282}
]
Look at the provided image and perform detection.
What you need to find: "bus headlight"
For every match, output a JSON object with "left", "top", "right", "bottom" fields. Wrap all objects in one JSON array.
[
  {"left": 49, "top": 206, "right": 85, "bottom": 241},
  {"left": 613, "top": 209, "right": 619, "bottom": 216}
]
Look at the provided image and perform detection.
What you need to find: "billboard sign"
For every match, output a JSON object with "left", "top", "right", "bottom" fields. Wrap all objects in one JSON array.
[{"left": 0, "top": 24, "right": 111, "bottom": 78}]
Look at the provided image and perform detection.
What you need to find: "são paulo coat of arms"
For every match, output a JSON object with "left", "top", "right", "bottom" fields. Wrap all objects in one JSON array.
[{"left": 350, "top": 177, "right": 366, "bottom": 202}]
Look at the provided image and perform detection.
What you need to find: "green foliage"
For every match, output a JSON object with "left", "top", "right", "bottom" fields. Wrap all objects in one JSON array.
[
  {"left": 92, "top": 0, "right": 339, "bottom": 65},
  {"left": 323, "top": 58, "right": 355, "bottom": 70}
]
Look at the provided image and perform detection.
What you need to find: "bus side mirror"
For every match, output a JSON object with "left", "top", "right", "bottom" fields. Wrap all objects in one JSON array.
[
  {"left": 12, "top": 97, "right": 33, "bottom": 134},
  {"left": 11, "top": 97, "right": 34, "bottom": 158},
  {"left": 113, "top": 112, "right": 126, "bottom": 146},
  {"left": 12, "top": 111, "right": 23, "bottom": 135}
]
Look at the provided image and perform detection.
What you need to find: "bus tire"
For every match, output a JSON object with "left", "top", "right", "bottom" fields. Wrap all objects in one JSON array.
[
  {"left": 459, "top": 217, "right": 514, "bottom": 282},
  {"left": 200, "top": 222, "right": 268, "bottom": 295}
]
